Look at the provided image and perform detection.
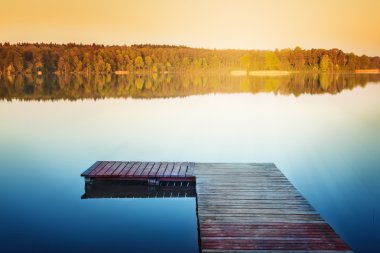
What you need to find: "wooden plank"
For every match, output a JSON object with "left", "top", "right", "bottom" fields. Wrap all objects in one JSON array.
[
  {"left": 171, "top": 162, "right": 181, "bottom": 177},
  {"left": 201, "top": 242, "right": 350, "bottom": 251},
  {"left": 104, "top": 162, "right": 122, "bottom": 177},
  {"left": 148, "top": 162, "right": 161, "bottom": 177},
  {"left": 88, "top": 161, "right": 108, "bottom": 177},
  {"left": 126, "top": 162, "right": 141, "bottom": 177},
  {"left": 111, "top": 162, "right": 127, "bottom": 176},
  {"left": 178, "top": 162, "right": 188, "bottom": 177},
  {"left": 164, "top": 162, "right": 175, "bottom": 177},
  {"left": 197, "top": 199, "right": 311, "bottom": 205},
  {"left": 141, "top": 162, "right": 155, "bottom": 177},
  {"left": 186, "top": 162, "right": 195, "bottom": 176},
  {"left": 118, "top": 162, "right": 135, "bottom": 176},
  {"left": 156, "top": 162, "right": 168, "bottom": 177},
  {"left": 95, "top": 162, "right": 115, "bottom": 177},
  {"left": 199, "top": 223, "right": 341, "bottom": 234},
  {"left": 133, "top": 162, "right": 148, "bottom": 176},
  {"left": 81, "top": 161, "right": 101, "bottom": 176},
  {"left": 199, "top": 208, "right": 317, "bottom": 215},
  {"left": 201, "top": 250, "right": 353, "bottom": 253}
]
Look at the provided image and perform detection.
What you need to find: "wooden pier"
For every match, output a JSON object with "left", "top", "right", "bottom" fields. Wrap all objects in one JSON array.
[
  {"left": 81, "top": 161, "right": 352, "bottom": 252},
  {"left": 81, "top": 161, "right": 195, "bottom": 182}
]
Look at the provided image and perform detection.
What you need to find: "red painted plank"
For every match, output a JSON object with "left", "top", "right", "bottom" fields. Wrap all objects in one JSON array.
[
  {"left": 200, "top": 228, "right": 341, "bottom": 238},
  {"left": 88, "top": 161, "right": 108, "bottom": 176},
  {"left": 202, "top": 237, "right": 348, "bottom": 245},
  {"left": 141, "top": 162, "right": 155, "bottom": 176},
  {"left": 83, "top": 161, "right": 196, "bottom": 180},
  {"left": 200, "top": 223, "right": 335, "bottom": 230},
  {"left": 126, "top": 162, "right": 141, "bottom": 177},
  {"left": 156, "top": 162, "right": 168, "bottom": 177},
  {"left": 81, "top": 161, "right": 101, "bottom": 176},
  {"left": 95, "top": 162, "right": 115, "bottom": 177},
  {"left": 178, "top": 162, "right": 188, "bottom": 177},
  {"left": 171, "top": 162, "right": 181, "bottom": 177},
  {"left": 104, "top": 162, "right": 122, "bottom": 176},
  {"left": 201, "top": 240, "right": 351, "bottom": 251},
  {"left": 148, "top": 162, "right": 161, "bottom": 177},
  {"left": 164, "top": 162, "right": 175, "bottom": 177},
  {"left": 134, "top": 162, "right": 148, "bottom": 176},
  {"left": 111, "top": 162, "right": 127, "bottom": 176},
  {"left": 118, "top": 162, "right": 135, "bottom": 176}
]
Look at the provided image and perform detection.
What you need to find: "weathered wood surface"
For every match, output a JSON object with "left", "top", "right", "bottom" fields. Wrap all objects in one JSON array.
[
  {"left": 81, "top": 161, "right": 195, "bottom": 181},
  {"left": 194, "top": 163, "right": 352, "bottom": 252},
  {"left": 81, "top": 162, "right": 352, "bottom": 252}
]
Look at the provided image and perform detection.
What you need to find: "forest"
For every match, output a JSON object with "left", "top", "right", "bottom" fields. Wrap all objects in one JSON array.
[{"left": 0, "top": 43, "right": 380, "bottom": 75}]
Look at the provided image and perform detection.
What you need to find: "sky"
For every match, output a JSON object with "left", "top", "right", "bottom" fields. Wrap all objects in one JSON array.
[{"left": 1, "top": 0, "right": 380, "bottom": 56}]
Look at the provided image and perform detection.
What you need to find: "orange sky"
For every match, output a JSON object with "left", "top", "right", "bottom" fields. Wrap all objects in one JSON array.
[{"left": 1, "top": 0, "right": 380, "bottom": 56}]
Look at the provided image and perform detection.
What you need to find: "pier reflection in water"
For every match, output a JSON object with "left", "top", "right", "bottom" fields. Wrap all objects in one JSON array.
[{"left": 82, "top": 180, "right": 196, "bottom": 199}]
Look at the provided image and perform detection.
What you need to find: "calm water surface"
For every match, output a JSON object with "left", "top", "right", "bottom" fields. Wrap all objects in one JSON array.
[{"left": 0, "top": 74, "right": 379, "bottom": 252}]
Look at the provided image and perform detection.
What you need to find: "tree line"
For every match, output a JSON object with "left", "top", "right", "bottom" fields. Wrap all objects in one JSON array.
[{"left": 0, "top": 43, "right": 379, "bottom": 75}]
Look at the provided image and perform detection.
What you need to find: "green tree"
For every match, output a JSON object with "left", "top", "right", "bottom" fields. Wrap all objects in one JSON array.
[
  {"left": 116, "top": 50, "right": 125, "bottom": 70},
  {"left": 264, "top": 52, "right": 280, "bottom": 70},
  {"left": 346, "top": 53, "right": 358, "bottom": 71},
  {"left": 134, "top": 56, "right": 144, "bottom": 70},
  {"left": 320, "top": 54, "right": 330, "bottom": 72},
  {"left": 105, "top": 63, "right": 112, "bottom": 73},
  {"left": 95, "top": 55, "right": 105, "bottom": 73},
  {"left": 6, "top": 63, "right": 15, "bottom": 75},
  {"left": 58, "top": 55, "right": 69, "bottom": 74},
  {"left": 240, "top": 54, "right": 251, "bottom": 71},
  {"left": 165, "top": 61, "right": 172, "bottom": 71},
  {"left": 360, "top": 55, "right": 370, "bottom": 69},
  {"left": 135, "top": 78, "right": 144, "bottom": 90},
  {"left": 193, "top": 59, "right": 202, "bottom": 69},
  {"left": 182, "top": 57, "right": 190, "bottom": 70},
  {"left": 145, "top": 56, "right": 152, "bottom": 71},
  {"left": 83, "top": 53, "right": 91, "bottom": 75},
  {"left": 73, "top": 56, "right": 82, "bottom": 72},
  {"left": 291, "top": 46, "right": 305, "bottom": 70},
  {"left": 319, "top": 73, "right": 330, "bottom": 90}
]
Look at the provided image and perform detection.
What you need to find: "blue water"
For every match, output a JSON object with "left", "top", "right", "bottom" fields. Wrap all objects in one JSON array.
[
  {"left": 1, "top": 82, "right": 380, "bottom": 252},
  {"left": 0, "top": 160, "right": 199, "bottom": 253}
]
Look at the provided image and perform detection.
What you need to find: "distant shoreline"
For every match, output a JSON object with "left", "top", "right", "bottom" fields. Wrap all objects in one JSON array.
[
  {"left": 1, "top": 43, "right": 379, "bottom": 76},
  {"left": 355, "top": 69, "right": 379, "bottom": 74},
  {"left": 4, "top": 69, "right": 373, "bottom": 77},
  {"left": 231, "top": 70, "right": 290, "bottom": 76}
]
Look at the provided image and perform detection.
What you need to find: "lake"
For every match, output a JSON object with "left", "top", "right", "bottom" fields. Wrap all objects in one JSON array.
[{"left": 0, "top": 73, "right": 379, "bottom": 253}]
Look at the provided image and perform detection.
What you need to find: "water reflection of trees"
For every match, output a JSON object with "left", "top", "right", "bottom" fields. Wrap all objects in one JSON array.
[{"left": 0, "top": 73, "right": 379, "bottom": 101}]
